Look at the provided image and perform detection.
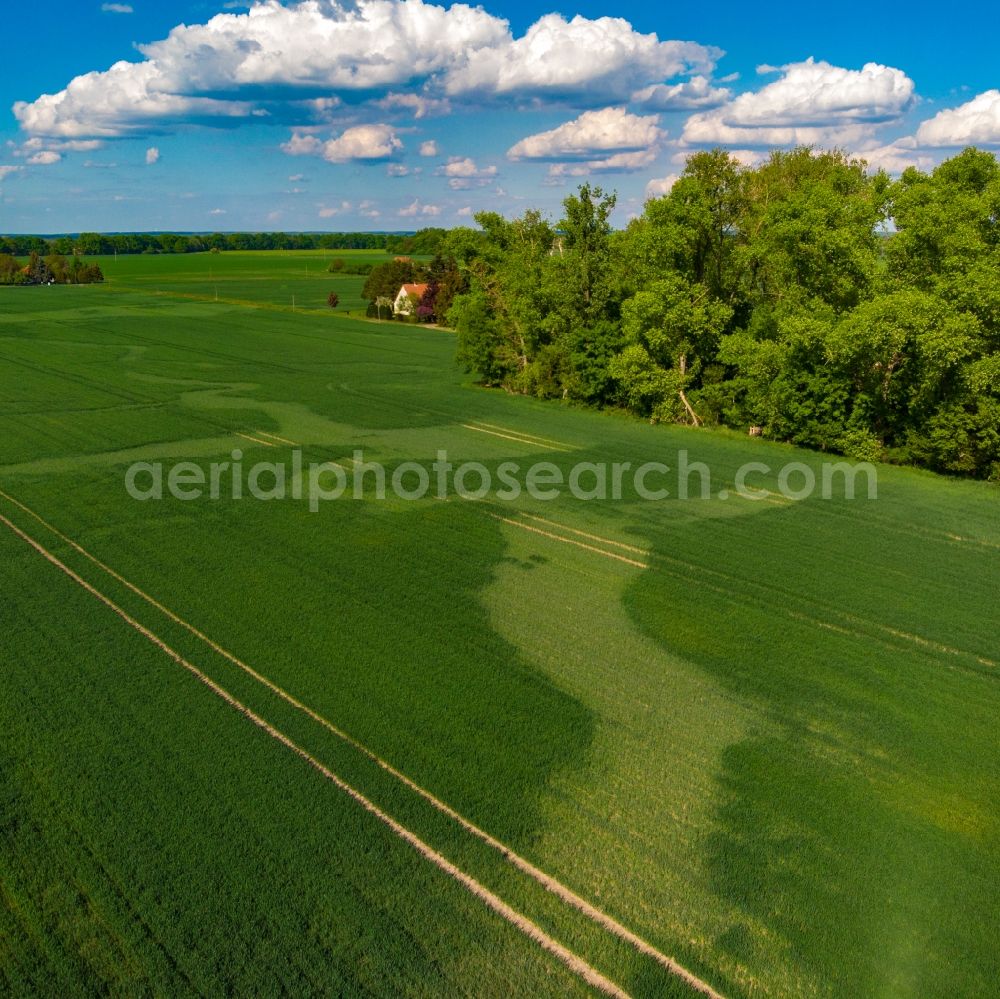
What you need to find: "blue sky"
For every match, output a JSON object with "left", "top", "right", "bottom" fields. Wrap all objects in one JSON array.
[{"left": 1, "top": 0, "right": 997, "bottom": 233}]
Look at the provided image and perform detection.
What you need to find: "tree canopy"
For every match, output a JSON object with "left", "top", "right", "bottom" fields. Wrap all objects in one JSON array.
[{"left": 446, "top": 150, "right": 1000, "bottom": 479}]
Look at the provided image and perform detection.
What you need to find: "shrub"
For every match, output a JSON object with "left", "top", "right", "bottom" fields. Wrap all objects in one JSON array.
[
  {"left": 0, "top": 253, "right": 19, "bottom": 285},
  {"left": 327, "top": 292, "right": 340, "bottom": 309},
  {"left": 838, "top": 427, "right": 883, "bottom": 463}
]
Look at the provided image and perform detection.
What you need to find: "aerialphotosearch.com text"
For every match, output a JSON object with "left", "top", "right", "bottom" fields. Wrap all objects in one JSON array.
[{"left": 125, "top": 448, "right": 878, "bottom": 511}]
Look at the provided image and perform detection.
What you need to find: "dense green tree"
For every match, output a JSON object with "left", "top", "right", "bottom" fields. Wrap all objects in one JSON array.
[
  {"left": 361, "top": 258, "right": 421, "bottom": 302},
  {"left": 611, "top": 274, "right": 732, "bottom": 423},
  {"left": 652, "top": 149, "right": 746, "bottom": 300},
  {"left": 558, "top": 183, "right": 617, "bottom": 317},
  {"left": 425, "top": 254, "right": 467, "bottom": 321},
  {"left": 452, "top": 290, "right": 507, "bottom": 383},
  {"left": 26, "top": 251, "right": 52, "bottom": 284},
  {"left": 717, "top": 313, "right": 854, "bottom": 451},
  {"left": 456, "top": 209, "right": 557, "bottom": 391},
  {"left": 45, "top": 254, "right": 69, "bottom": 283},
  {"left": 0, "top": 253, "right": 21, "bottom": 284},
  {"left": 741, "top": 148, "right": 889, "bottom": 313}
]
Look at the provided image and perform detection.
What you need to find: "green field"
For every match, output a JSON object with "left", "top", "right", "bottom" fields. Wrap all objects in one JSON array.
[
  {"left": 94, "top": 248, "right": 408, "bottom": 314},
  {"left": 1, "top": 252, "right": 998, "bottom": 998}
]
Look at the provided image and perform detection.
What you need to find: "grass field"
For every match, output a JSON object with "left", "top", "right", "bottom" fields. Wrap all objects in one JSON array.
[
  {"left": 94, "top": 248, "right": 406, "bottom": 314},
  {"left": 1, "top": 252, "right": 998, "bottom": 998}
]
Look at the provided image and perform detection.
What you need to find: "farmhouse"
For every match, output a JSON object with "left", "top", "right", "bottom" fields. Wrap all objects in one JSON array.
[{"left": 394, "top": 282, "right": 428, "bottom": 316}]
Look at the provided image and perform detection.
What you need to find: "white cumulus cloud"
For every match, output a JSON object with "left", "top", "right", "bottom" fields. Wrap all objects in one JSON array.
[
  {"left": 916, "top": 90, "right": 1000, "bottom": 147},
  {"left": 324, "top": 124, "right": 402, "bottom": 161},
  {"left": 854, "top": 137, "right": 936, "bottom": 173},
  {"left": 319, "top": 200, "right": 353, "bottom": 217},
  {"left": 283, "top": 123, "right": 403, "bottom": 163},
  {"left": 15, "top": 57, "right": 262, "bottom": 137},
  {"left": 399, "top": 198, "right": 441, "bottom": 217},
  {"left": 682, "top": 58, "right": 915, "bottom": 147},
  {"left": 445, "top": 12, "right": 718, "bottom": 99},
  {"left": 281, "top": 132, "right": 322, "bottom": 156},
  {"left": 19, "top": 137, "right": 102, "bottom": 153},
  {"left": 0, "top": 165, "right": 23, "bottom": 180},
  {"left": 726, "top": 148, "right": 769, "bottom": 167},
  {"left": 419, "top": 140, "right": 440, "bottom": 157},
  {"left": 436, "top": 156, "right": 497, "bottom": 189},
  {"left": 145, "top": 146, "right": 160, "bottom": 164},
  {"left": 27, "top": 150, "right": 62, "bottom": 165},
  {"left": 101, "top": 3, "right": 133, "bottom": 13},
  {"left": 632, "top": 76, "right": 731, "bottom": 110},
  {"left": 548, "top": 148, "right": 658, "bottom": 178},
  {"left": 645, "top": 173, "right": 680, "bottom": 198},
  {"left": 508, "top": 107, "right": 663, "bottom": 161},
  {"left": 14, "top": 0, "right": 720, "bottom": 138},
  {"left": 376, "top": 92, "right": 451, "bottom": 119}
]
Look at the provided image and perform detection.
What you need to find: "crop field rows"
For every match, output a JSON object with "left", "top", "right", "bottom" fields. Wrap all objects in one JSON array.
[
  {"left": 94, "top": 249, "right": 402, "bottom": 314},
  {"left": 0, "top": 484, "right": 718, "bottom": 998},
  {"left": 2, "top": 254, "right": 999, "bottom": 998},
  {"left": 0, "top": 491, "right": 717, "bottom": 998}
]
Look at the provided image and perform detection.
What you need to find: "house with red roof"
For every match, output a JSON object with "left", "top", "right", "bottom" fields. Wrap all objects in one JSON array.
[{"left": 394, "top": 282, "right": 428, "bottom": 316}]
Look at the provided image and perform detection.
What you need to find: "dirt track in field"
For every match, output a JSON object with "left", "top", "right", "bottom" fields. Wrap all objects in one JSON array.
[
  {"left": 0, "top": 487, "right": 726, "bottom": 999},
  {"left": 0, "top": 508, "right": 634, "bottom": 999}
]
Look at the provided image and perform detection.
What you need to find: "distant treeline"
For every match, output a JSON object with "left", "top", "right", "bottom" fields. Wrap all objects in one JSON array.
[{"left": 0, "top": 228, "right": 447, "bottom": 258}]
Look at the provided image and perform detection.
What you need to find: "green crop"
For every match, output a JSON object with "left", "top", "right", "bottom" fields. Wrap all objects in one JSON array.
[{"left": 1, "top": 253, "right": 998, "bottom": 998}]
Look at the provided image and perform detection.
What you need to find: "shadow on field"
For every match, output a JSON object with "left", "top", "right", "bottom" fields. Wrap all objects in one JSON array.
[
  {"left": 620, "top": 499, "right": 1000, "bottom": 999},
  {"left": 92, "top": 471, "right": 596, "bottom": 851}
]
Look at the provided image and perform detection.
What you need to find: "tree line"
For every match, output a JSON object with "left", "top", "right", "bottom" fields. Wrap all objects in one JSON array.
[
  {"left": 0, "top": 251, "right": 104, "bottom": 286},
  {"left": 442, "top": 147, "right": 1000, "bottom": 480},
  {"left": 0, "top": 228, "right": 447, "bottom": 258}
]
